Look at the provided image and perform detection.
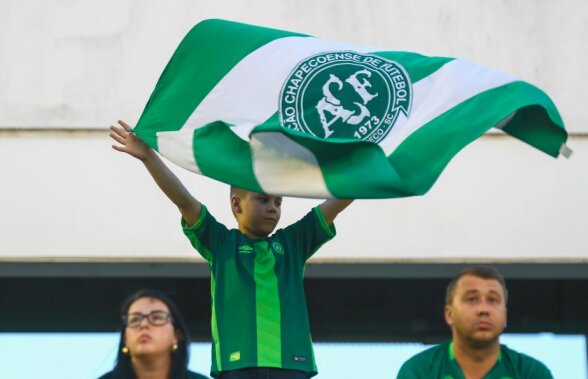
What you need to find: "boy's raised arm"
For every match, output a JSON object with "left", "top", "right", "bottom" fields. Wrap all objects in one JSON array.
[
  {"left": 319, "top": 199, "right": 353, "bottom": 225},
  {"left": 110, "top": 120, "right": 202, "bottom": 226}
]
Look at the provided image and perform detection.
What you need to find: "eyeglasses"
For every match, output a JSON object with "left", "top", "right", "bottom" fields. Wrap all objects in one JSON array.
[{"left": 123, "top": 311, "right": 172, "bottom": 328}]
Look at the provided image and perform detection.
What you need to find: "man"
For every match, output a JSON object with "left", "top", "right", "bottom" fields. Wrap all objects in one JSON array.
[{"left": 397, "top": 266, "right": 553, "bottom": 379}]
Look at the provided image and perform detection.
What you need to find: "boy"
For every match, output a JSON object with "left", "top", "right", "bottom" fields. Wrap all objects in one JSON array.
[{"left": 110, "top": 120, "right": 353, "bottom": 379}]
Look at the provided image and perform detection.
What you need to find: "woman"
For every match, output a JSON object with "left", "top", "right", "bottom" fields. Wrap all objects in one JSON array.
[{"left": 99, "top": 289, "right": 209, "bottom": 379}]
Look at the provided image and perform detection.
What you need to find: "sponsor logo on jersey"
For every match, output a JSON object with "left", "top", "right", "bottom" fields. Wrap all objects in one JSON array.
[
  {"left": 230, "top": 351, "right": 241, "bottom": 362},
  {"left": 238, "top": 245, "right": 253, "bottom": 254},
  {"left": 292, "top": 355, "right": 306, "bottom": 362}
]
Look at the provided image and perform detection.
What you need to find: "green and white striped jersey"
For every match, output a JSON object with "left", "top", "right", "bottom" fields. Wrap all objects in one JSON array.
[{"left": 182, "top": 205, "right": 335, "bottom": 377}]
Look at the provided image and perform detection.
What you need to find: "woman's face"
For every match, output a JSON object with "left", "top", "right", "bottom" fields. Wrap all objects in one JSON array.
[{"left": 124, "top": 297, "right": 178, "bottom": 358}]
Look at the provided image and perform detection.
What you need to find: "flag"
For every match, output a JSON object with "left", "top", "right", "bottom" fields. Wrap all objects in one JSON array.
[{"left": 133, "top": 19, "right": 569, "bottom": 199}]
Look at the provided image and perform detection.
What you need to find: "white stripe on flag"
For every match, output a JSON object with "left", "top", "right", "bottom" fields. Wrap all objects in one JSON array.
[
  {"left": 157, "top": 130, "right": 201, "bottom": 174},
  {"left": 182, "top": 36, "right": 374, "bottom": 133},
  {"left": 378, "top": 59, "right": 517, "bottom": 155},
  {"left": 182, "top": 37, "right": 517, "bottom": 158},
  {"left": 251, "top": 132, "right": 332, "bottom": 198},
  {"left": 229, "top": 123, "right": 256, "bottom": 141}
]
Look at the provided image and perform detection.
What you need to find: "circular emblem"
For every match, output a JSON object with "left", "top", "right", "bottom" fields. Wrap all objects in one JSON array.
[
  {"left": 272, "top": 242, "right": 284, "bottom": 254},
  {"left": 279, "top": 51, "right": 412, "bottom": 143}
]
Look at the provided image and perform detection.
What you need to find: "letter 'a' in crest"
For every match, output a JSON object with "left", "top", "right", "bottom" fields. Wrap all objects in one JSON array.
[{"left": 279, "top": 51, "right": 412, "bottom": 143}]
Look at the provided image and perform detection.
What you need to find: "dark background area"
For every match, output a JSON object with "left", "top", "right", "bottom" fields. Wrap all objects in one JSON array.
[{"left": 1, "top": 262, "right": 587, "bottom": 345}]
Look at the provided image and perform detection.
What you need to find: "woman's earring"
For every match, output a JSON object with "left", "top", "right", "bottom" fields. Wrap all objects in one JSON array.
[
  {"left": 122, "top": 346, "right": 130, "bottom": 354},
  {"left": 171, "top": 343, "right": 178, "bottom": 352}
]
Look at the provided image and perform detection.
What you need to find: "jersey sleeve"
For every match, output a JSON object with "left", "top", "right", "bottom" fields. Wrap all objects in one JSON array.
[
  {"left": 282, "top": 206, "right": 336, "bottom": 262},
  {"left": 181, "top": 205, "right": 229, "bottom": 262}
]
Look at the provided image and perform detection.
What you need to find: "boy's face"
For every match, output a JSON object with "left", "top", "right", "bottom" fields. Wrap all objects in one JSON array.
[{"left": 233, "top": 191, "right": 282, "bottom": 239}]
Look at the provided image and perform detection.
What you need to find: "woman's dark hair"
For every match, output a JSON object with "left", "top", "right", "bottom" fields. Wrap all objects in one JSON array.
[{"left": 110, "top": 289, "right": 191, "bottom": 379}]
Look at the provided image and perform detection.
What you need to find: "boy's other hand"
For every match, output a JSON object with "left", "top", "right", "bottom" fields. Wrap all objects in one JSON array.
[{"left": 110, "top": 120, "right": 150, "bottom": 161}]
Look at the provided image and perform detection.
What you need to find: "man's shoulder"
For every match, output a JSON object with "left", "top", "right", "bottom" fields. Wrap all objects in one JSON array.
[
  {"left": 404, "top": 342, "right": 448, "bottom": 364},
  {"left": 397, "top": 342, "right": 449, "bottom": 377},
  {"left": 501, "top": 344, "right": 553, "bottom": 378}
]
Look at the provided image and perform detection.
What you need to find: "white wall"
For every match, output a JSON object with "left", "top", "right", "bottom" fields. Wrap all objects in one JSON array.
[
  {"left": 0, "top": 0, "right": 586, "bottom": 262},
  {"left": 1, "top": 131, "right": 585, "bottom": 261},
  {"left": 1, "top": 0, "right": 586, "bottom": 132}
]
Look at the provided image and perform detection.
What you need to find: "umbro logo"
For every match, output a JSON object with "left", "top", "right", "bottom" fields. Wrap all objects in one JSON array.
[{"left": 238, "top": 245, "right": 253, "bottom": 254}]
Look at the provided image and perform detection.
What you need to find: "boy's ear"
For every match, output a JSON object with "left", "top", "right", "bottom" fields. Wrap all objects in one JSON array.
[{"left": 231, "top": 196, "right": 242, "bottom": 214}]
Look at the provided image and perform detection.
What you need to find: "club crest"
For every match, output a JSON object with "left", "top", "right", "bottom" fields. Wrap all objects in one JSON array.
[{"left": 279, "top": 51, "right": 412, "bottom": 143}]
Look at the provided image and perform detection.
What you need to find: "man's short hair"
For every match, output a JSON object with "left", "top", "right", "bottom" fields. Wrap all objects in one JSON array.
[{"left": 445, "top": 266, "right": 508, "bottom": 305}]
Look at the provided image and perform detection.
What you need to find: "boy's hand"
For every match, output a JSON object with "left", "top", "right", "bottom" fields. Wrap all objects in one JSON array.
[{"left": 110, "top": 120, "right": 150, "bottom": 161}]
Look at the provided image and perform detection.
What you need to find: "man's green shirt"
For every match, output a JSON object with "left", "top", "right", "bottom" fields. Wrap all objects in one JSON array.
[
  {"left": 397, "top": 341, "right": 553, "bottom": 379},
  {"left": 182, "top": 205, "right": 336, "bottom": 378}
]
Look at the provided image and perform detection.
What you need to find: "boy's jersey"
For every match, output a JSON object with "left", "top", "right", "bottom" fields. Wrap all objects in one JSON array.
[
  {"left": 396, "top": 341, "right": 553, "bottom": 379},
  {"left": 182, "top": 205, "right": 336, "bottom": 378}
]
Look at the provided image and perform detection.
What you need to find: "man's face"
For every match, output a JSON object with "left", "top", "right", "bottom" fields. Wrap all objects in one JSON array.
[
  {"left": 445, "top": 275, "right": 507, "bottom": 348},
  {"left": 234, "top": 191, "right": 282, "bottom": 239}
]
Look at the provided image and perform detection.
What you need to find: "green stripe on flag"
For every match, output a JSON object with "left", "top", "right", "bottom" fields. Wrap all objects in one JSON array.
[
  {"left": 192, "top": 121, "right": 263, "bottom": 192},
  {"left": 389, "top": 81, "right": 567, "bottom": 195},
  {"left": 135, "top": 19, "right": 305, "bottom": 150},
  {"left": 291, "top": 135, "right": 412, "bottom": 198},
  {"left": 499, "top": 82, "right": 566, "bottom": 157}
]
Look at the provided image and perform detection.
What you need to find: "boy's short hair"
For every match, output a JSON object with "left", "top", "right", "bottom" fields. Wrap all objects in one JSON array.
[
  {"left": 230, "top": 185, "right": 248, "bottom": 199},
  {"left": 445, "top": 266, "right": 508, "bottom": 305}
]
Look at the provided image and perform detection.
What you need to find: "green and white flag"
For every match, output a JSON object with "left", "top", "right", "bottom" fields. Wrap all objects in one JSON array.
[{"left": 133, "top": 19, "right": 569, "bottom": 199}]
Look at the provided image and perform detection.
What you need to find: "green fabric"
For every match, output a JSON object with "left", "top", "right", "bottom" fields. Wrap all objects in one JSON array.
[
  {"left": 396, "top": 341, "right": 554, "bottom": 379},
  {"left": 134, "top": 19, "right": 305, "bottom": 149},
  {"left": 253, "top": 240, "right": 282, "bottom": 366},
  {"left": 182, "top": 206, "right": 336, "bottom": 377},
  {"left": 192, "top": 123, "right": 264, "bottom": 193}
]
